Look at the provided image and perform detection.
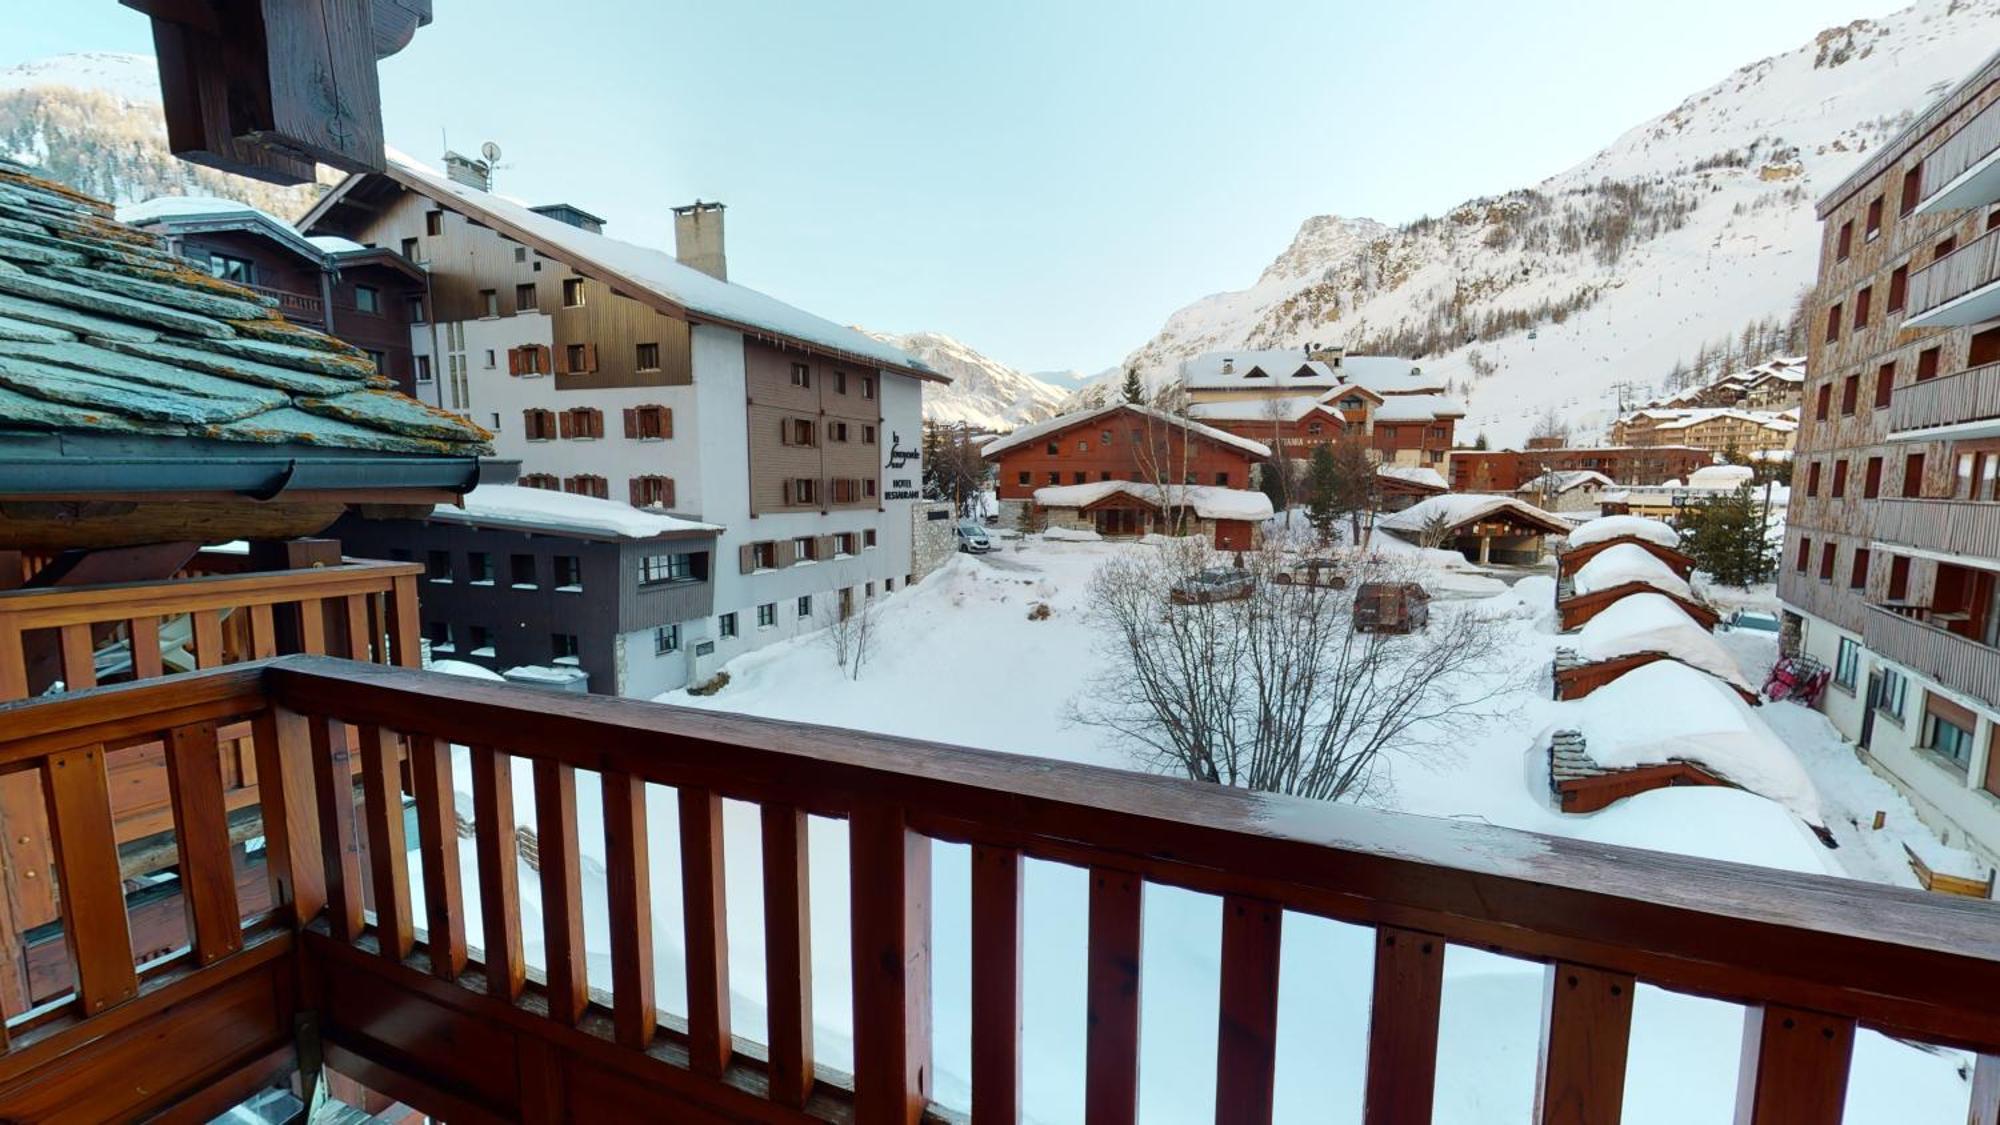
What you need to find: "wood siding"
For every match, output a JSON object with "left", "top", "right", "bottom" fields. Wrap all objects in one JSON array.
[
  {"left": 744, "top": 340, "right": 885, "bottom": 517},
  {"left": 987, "top": 408, "right": 1260, "bottom": 501}
]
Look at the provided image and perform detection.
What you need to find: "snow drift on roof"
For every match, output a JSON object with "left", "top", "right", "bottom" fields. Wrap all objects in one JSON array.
[
  {"left": 1377, "top": 493, "right": 1567, "bottom": 535},
  {"left": 1567, "top": 515, "right": 1680, "bottom": 550},
  {"left": 1032, "top": 480, "right": 1274, "bottom": 522},
  {"left": 382, "top": 151, "right": 935, "bottom": 379},
  {"left": 1373, "top": 393, "right": 1466, "bottom": 422},
  {"left": 430, "top": 484, "right": 721, "bottom": 539},
  {"left": 1377, "top": 464, "right": 1448, "bottom": 490},
  {"left": 1519, "top": 470, "right": 1613, "bottom": 494},
  {"left": 1573, "top": 542, "right": 1692, "bottom": 599},
  {"left": 1556, "top": 660, "right": 1822, "bottom": 825},
  {"left": 1185, "top": 394, "right": 1336, "bottom": 424},
  {"left": 982, "top": 402, "right": 1271, "bottom": 459},
  {"left": 1683, "top": 464, "right": 1756, "bottom": 489},
  {"left": 1572, "top": 593, "right": 1752, "bottom": 694}
]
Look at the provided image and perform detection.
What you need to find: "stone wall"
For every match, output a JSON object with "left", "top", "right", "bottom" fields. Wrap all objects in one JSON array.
[{"left": 911, "top": 502, "right": 958, "bottom": 582}]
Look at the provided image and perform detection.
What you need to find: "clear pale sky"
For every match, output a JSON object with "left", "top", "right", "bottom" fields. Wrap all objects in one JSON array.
[{"left": 11, "top": 1, "right": 1880, "bottom": 374}]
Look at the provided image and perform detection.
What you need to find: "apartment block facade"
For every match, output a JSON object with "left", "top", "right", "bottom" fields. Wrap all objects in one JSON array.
[
  {"left": 1782, "top": 47, "right": 2000, "bottom": 865},
  {"left": 300, "top": 156, "right": 943, "bottom": 684}
]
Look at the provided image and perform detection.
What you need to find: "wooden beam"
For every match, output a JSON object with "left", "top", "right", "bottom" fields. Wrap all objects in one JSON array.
[
  {"left": 1084, "top": 866, "right": 1143, "bottom": 1125},
  {"left": 760, "top": 803, "right": 814, "bottom": 1107},
  {"left": 1363, "top": 927, "right": 1445, "bottom": 1125},
  {"left": 850, "top": 805, "right": 931, "bottom": 1125},
  {"left": 679, "top": 786, "right": 731, "bottom": 1078},
  {"left": 534, "top": 759, "right": 586, "bottom": 1025},
  {"left": 308, "top": 714, "right": 364, "bottom": 941},
  {"left": 1215, "top": 895, "right": 1282, "bottom": 1125},
  {"left": 408, "top": 732, "right": 465, "bottom": 980},
  {"left": 42, "top": 745, "right": 139, "bottom": 1014},
  {"left": 1534, "top": 963, "right": 1634, "bottom": 1125},
  {"left": 471, "top": 746, "right": 523, "bottom": 1002},
  {"left": 602, "top": 769, "right": 655, "bottom": 1049},
  {"left": 164, "top": 721, "right": 242, "bottom": 964},
  {"left": 1733, "top": 1005, "right": 1854, "bottom": 1125},
  {"left": 970, "top": 843, "right": 1022, "bottom": 1124}
]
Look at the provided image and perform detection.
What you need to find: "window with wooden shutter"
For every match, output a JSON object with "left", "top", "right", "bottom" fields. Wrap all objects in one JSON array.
[
  {"left": 739, "top": 543, "right": 756, "bottom": 574},
  {"left": 624, "top": 407, "right": 639, "bottom": 438},
  {"left": 584, "top": 343, "right": 599, "bottom": 372},
  {"left": 558, "top": 410, "right": 575, "bottom": 439},
  {"left": 553, "top": 344, "right": 569, "bottom": 376},
  {"left": 507, "top": 347, "right": 523, "bottom": 376}
]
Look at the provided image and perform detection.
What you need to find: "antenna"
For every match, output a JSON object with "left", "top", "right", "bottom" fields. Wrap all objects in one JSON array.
[{"left": 478, "top": 140, "right": 512, "bottom": 191}]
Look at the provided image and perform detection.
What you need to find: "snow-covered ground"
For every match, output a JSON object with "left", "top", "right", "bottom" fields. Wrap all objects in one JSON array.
[{"left": 405, "top": 537, "right": 1982, "bottom": 1122}]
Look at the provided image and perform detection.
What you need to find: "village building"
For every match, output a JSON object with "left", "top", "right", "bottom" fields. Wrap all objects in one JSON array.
[
  {"left": 118, "top": 196, "right": 429, "bottom": 395},
  {"left": 1179, "top": 348, "right": 1464, "bottom": 466},
  {"left": 1515, "top": 469, "right": 1615, "bottom": 512},
  {"left": 1782, "top": 45, "right": 2000, "bottom": 867},
  {"left": 330, "top": 485, "right": 721, "bottom": 697},
  {"left": 981, "top": 402, "right": 1271, "bottom": 539},
  {"left": 1447, "top": 444, "right": 1712, "bottom": 492},
  {"left": 1610, "top": 406, "right": 1797, "bottom": 456},
  {"left": 1029, "top": 481, "right": 1273, "bottom": 550},
  {"left": 298, "top": 152, "right": 946, "bottom": 670},
  {"left": 1376, "top": 464, "right": 1450, "bottom": 511},
  {"left": 1599, "top": 463, "right": 1779, "bottom": 521},
  {"left": 1375, "top": 494, "right": 1570, "bottom": 565}
]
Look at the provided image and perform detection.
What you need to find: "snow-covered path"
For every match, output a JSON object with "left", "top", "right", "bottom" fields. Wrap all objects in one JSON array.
[{"left": 408, "top": 538, "right": 1980, "bottom": 1122}]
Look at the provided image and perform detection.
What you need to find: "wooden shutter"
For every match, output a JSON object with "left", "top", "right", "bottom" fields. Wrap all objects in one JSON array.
[
  {"left": 624, "top": 408, "right": 638, "bottom": 439},
  {"left": 662, "top": 478, "right": 675, "bottom": 508},
  {"left": 558, "top": 411, "right": 575, "bottom": 439},
  {"left": 584, "top": 343, "right": 599, "bottom": 372},
  {"left": 522, "top": 408, "right": 536, "bottom": 437},
  {"left": 630, "top": 478, "right": 644, "bottom": 506},
  {"left": 777, "top": 539, "right": 797, "bottom": 568},
  {"left": 738, "top": 544, "right": 756, "bottom": 574},
  {"left": 507, "top": 347, "right": 523, "bottom": 376},
  {"left": 553, "top": 345, "right": 569, "bottom": 376},
  {"left": 779, "top": 419, "right": 793, "bottom": 446},
  {"left": 661, "top": 408, "right": 674, "bottom": 439},
  {"left": 817, "top": 535, "right": 836, "bottom": 559}
]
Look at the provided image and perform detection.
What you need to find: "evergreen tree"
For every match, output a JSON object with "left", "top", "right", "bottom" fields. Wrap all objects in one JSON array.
[
  {"left": 1305, "top": 444, "right": 1340, "bottom": 543},
  {"left": 1473, "top": 432, "right": 1490, "bottom": 450},
  {"left": 1256, "top": 457, "right": 1293, "bottom": 516},
  {"left": 1675, "top": 484, "right": 1773, "bottom": 588},
  {"left": 1121, "top": 367, "right": 1144, "bottom": 405}
]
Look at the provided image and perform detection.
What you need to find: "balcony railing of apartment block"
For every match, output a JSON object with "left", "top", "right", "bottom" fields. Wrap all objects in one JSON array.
[
  {"left": 1907, "top": 226, "right": 2000, "bottom": 325},
  {"left": 246, "top": 283, "right": 326, "bottom": 323},
  {"left": 1, "top": 656, "right": 1997, "bottom": 1122},
  {"left": 1917, "top": 95, "right": 2000, "bottom": 216},
  {"left": 1872, "top": 498, "right": 2000, "bottom": 560},
  {"left": 1777, "top": 569, "right": 1873, "bottom": 635},
  {"left": 1888, "top": 360, "right": 2000, "bottom": 437},
  {"left": 1866, "top": 602, "right": 2000, "bottom": 710}
]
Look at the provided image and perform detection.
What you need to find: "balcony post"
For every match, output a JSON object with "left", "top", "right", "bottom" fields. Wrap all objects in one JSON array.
[
  {"left": 1732, "top": 1004, "right": 1854, "bottom": 1125},
  {"left": 849, "top": 804, "right": 931, "bottom": 1125}
]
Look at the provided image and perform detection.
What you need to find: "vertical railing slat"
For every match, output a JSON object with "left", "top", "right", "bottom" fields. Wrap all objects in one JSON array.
[
  {"left": 471, "top": 746, "right": 524, "bottom": 1002},
  {"left": 534, "top": 759, "right": 587, "bottom": 1025},
  {"left": 1363, "top": 927, "right": 1445, "bottom": 1125},
  {"left": 246, "top": 602, "right": 278, "bottom": 660},
  {"left": 408, "top": 733, "right": 466, "bottom": 980},
  {"left": 341, "top": 595, "right": 370, "bottom": 662},
  {"left": 850, "top": 806, "right": 931, "bottom": 1125},
  {"left": 191, "top": 608, "right": 224, "bottom": 669},
  {"left": 1215, "top": 895, "right": 1282, "bottom": 1125},
  {"left": 357, "top": 725, "right": 413, "bottom": 961},
  {"left": 0, "top": 618, "right": 27, "bottom": 700},
  {"left": 129, "top": 615, "right": 163, "bottom": 680},
  {"left": 602, "top": 769, "right": 655, "bottom": 1049},
  {"left": 388, "top": 574, "right": 421, "bottom": 667},
  {"left": 249, "top": 708, "right": 326, "bottom": 926},
  {"left": 680, "top": 787, "right": 732, "bottom": 1077},
  {"left": 298, "top": 597, "right": 328, "bottom": 655},
  {"left": 309, "top": 715, "right": 365, "bottom": 941},
  {"left": 42, "top": 745, "right": 138, "bottom": 1014},
  {"left": 1534, "top": 963, "right": 1634, "bottom": 1125},
  {"left": 164, "top": 721, "right": 242, "bottom": 964},
  {"left": 57, "top": 623, "right": 95, "bottom": 691},
  {"left": 1084, "top": 866, "right": 1143, "bottom": 1125},
  {"left": 969, "top": 843, "right": 1021, "bottom": 1124},
  {"left": 1733, "top": 1005, "right": 1855, "bottom": 1125},
  {"left": 761, "top": 804, "right": 814, "bottom": 1108}
]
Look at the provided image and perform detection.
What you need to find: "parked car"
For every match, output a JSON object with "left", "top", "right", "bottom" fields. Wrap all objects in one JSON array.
[
  {"left": 1724, "top": 609, "right": 1781, "bottom": 633},
  {"left": 1170, "top": 567, "right": 1256, "bottom": 605},
  {"left": 1353, "top": 582, "right": 1431, "bottom": 634},
  {"left": 1272, "top": 557, "right": 1347, "bottom": 589},
  {"left": 956, "top": 521, "right": 993, "bottom": 553}
]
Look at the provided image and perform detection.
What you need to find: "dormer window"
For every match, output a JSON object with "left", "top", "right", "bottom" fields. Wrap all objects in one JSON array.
[{"left": 1243, "top": 366, "right": 1269, "bottom": 379}]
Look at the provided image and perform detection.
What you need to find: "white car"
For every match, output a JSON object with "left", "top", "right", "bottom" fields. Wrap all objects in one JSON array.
[{"left": 956, "top": 521, "right": 992, "bottom": 553}]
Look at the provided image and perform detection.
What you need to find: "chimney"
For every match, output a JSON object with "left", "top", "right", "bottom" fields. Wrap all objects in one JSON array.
[
  {"left": 671, "top": 200, "right": 727, "bottom": 280},
  {"left": 442, "top": 150, "right": 491, "bottom": 191}
]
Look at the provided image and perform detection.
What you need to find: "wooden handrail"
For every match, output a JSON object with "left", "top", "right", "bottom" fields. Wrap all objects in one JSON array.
[{"left": 0, "top": 560, "right": 420, "bottom": 628}]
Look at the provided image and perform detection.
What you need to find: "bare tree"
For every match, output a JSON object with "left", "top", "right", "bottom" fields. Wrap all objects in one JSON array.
[
  {"left": 1528, "top": 405, "right": 1571, "bottom": 445},
  {"left": 818, "top": 574, "right": 879, "bottom": 680},
  {"left": 1072, "top": 540, "right": 1518, "bottom": 802}
]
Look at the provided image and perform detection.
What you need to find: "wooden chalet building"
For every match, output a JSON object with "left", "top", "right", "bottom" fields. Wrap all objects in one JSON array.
[
  {"left": 0, "top": 12, "right": 1997, "bottom": 1125},
  {"left": 1181, "top": 348, "right": 1464, "bottom": 467},
  {"left": 1376, "top": 495, "right": 1571, "bottom": 565},
  {"left": 1448, "top": 443, "right": 1714, "bottom": 492}
]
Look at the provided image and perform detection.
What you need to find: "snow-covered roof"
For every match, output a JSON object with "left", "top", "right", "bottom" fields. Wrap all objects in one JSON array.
[
  {"left": 1518, "top": 470, "right": 1614, "bottom": 494},
  {"left": 1373, "top": 394, "right": 1466, "bottom": 423},
  {"left": 1635, "top": 407, "right": 1795, "bottom": 433},
  {"left": 1181, "top": 350, "right": 1443, "bottom": 394},
  {"left": 307, "top": 233, "right": 370, "bottom": 255},
  {"left": 1683, "top": 464, "right": 1756, "bottom": 489},
  {"left": 428, "top": 484, "right": 722, "bottom": 540},
  {"left": 1377, "top": 494, "right": 1569, "bottom": 535},
  {"left": 428, "top": 658, "right": 507, "bottom": 681},
  {"left": 1556, "top": 660, "right": 1822, "bottom": 826},
  {"left": 981, "top": 402, "right": 1271, "bottom": 459},
  {"left": 1568, "top": 514, "right": 1680, "bottom": 550},
  {"left": 1031, "top": 481, "right": 1274, "bottom": 522},
  {"left": 1572, "top": 593, "right": 1753, "bottom": 694},
  {"left": 1573, "top": 542, "right": 1693, "bottom": 599},
  {"left": 119, "top": 194, "right": 330, "bottom": 264},
  {"left": 1377, "top": 465, "right": 1448, "bottom": 491},
  {"left": 1185, "top": 394, "right": 1339, "bottom": 424},
  {"left": 313, "top": 152, "right": 938, "bottom": 382}
]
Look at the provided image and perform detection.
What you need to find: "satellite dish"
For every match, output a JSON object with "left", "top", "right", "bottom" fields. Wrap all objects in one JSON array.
[{"left": 480, "top": 140, "right": 502, "bottom": 164}]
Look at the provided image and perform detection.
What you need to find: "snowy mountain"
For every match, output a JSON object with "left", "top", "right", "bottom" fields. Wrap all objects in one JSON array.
[
  {"left": 0, "top": 51, "right": 325, "bottom": 217},
  {"left": 865, "top": 329, "right": 1072, "bottom": 429},
  {"left": 1112, "top": 0, "right": 2000, "bottom": 446}
]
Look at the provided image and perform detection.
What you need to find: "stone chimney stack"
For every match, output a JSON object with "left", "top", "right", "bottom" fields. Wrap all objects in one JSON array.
[
  {"left": 672, "top": 200, "right": 727, "bottom": 281},
  {"left": 442, "top": 150, "right": 491, "bottom": 191}
]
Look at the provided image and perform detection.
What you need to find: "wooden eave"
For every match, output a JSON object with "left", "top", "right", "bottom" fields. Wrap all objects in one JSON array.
[{"left": 1559, "top": 535, "right": 1697, "bottom": 580}]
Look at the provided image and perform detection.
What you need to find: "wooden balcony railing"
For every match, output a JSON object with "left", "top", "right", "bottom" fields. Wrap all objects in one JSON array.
[
  {"left": 1873, "top": 498, "right": 2000, "bottom": 561},
  {"left": 1908, "top": 225, "right": 2000, "bottom": 320},
  {"left": 1887, "top": 360, "right": 2000, "bottom": 435},
  {"left": 1865, "top": 602, "right": 2000, "bottom": 708},
  {"left": 247, "top": 283, "right": 326, "bottom": 323},
  {"left": 1920, "top": 95, "right": 2000, "bottom": 212},
  {"left": 4, "top": 657, "right": 1996, "bottom": 1121}
]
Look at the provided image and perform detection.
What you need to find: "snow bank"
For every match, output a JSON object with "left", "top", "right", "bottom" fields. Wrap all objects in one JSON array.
[
  {"left": 427, "top": 658, "right": 505, "bottom": 681},
  {"left": 1042, "top": 526, "right": 1103, "bottom": 542},
  {"left": 1572, "top": 593, "right": 1752, "bottom": 693},
  {"left": 1572, "top": 542, "right": 1692, "bottom": 598},
  {"left": 1557, "top": 660, "right": 1822, "bottom": 825},
  {"left": 1567, "top": 514, "right": 1680, "bottom": 550},
  {"left": 431, "top": 483, "right": 722, "bottom": 539}
]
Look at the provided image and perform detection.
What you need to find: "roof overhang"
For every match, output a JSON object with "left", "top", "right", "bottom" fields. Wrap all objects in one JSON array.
[{"left": 0, "top": 431, "right": 485, "bottom": 500}]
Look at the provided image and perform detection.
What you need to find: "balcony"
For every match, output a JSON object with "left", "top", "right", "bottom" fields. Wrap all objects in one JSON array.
[
  {"left": 1906, "top": 227, "right": 2000, "bottom": 327},
  {"left": 1888, "top": 360, "right": 2000, "bottom": 440},
  {"left": 1915, "top": 96, "right": 2000, "bottom": 216},
  {"left": 1872, "top": 498, "right": 2000, "bottom": 561},
  {"left": 0, "top": 655, "right": 1997, "bottom": 1121},
  {"left": 247, "top": 283, "right": 327, "bottom": 325},
  {"left": 1866, "top": 602, "right": 2000, "bottom": 708}
]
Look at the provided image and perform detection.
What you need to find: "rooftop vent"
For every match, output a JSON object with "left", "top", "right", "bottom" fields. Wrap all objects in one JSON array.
[{"left": 441, "top": 150, "right": 490, "bottom": 192}]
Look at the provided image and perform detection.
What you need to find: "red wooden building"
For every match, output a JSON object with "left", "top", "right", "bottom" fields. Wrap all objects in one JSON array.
[{"left": 983, "top": 403, "right": 1271, "bottom": 502}]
